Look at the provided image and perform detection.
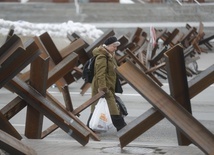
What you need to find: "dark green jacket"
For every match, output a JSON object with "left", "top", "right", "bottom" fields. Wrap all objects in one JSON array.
[{"left": 91, "top": 46, "right": 120, "bottom": 115}]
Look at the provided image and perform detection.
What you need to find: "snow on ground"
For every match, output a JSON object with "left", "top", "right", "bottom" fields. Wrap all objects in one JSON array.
[{"left": 0, "top": 19, "right": 104, "bottom": 42}]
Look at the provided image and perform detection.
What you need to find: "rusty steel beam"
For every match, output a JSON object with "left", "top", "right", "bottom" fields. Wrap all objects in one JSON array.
[
  {"left": 39, "top": 32, "right": 76, "bottom": 85},
  {"left": 44, "top": 91, "right": 102, "bottom": 141},
  {"left": 5, "top": 25, "right": 15, "bottom": 42},
  {"left": 117, "top": 63, "right": 214, "bottom": 149},
  {"left": 34, "top": 35, "right": 71, "bottom": 91},
  {"left": 129, "top": 27, "right": 143, "bottom": 44},
  {"left": 1, "top": 97, "right": 26, "bottom": 120},
  {"left": 47, "top": 52, "right": 78, "bottom": 88},
  {"left": 125, "top": 48, "right": 162, "bottom": 87},
  {"left": 55, "top": 78, "right": 67, "bottom": 92},
  {"left": 73, "top": 66, "right": 83, "bottom": 75},
  {"left": 61, "top": 85, "right": 74, "bottom": 112},
  {"left": 149, "top": 46, "right": 168, "bottom": 66},
  {"left": 31, "top": 41, "right": 78, "bottom": 139},
  {"left": 181, "top": 27, "right": 197, "bottom": 47},
  {"left": 39, "top": 32, "right": 62, "bottom": 64},
  {"left": 117, "top": 107, "right": 163, "bottom": 147},
  {"left": 0, "top": 112, "right": 22, "bottom": 140},
  {"left": 116, "top": 46, "right": 213, "bottom": 148},
  {"left": 62, "top": 71, "right": 75, "bottom": 85},
  {"left": 0, "top": 130, "right": 37, "bottom": 155},
  {"left": 60, "top": 38, "right": 87, "bottom": 58},
  {"left": 41, "top": 124, "right": 58, "bottom": 139},
  {"left": 72, "top": 91, "right": 105, "bottom": 115},
  {"left": 18, "top": 70, "right": 30, "bottom": 82},
  {"left": 74, "top": 48, "right": 89, "bottom": 65},
  {"left": 145, "top": 62, "right": 166, "bottom": 74},
  {"left": 30, "top": 52, "right": 50, "bottom": 96},
  {"left": 25, "top": 54, "right": 50, "bottom": 139},
  {"left": 0, "top": 39, "right": 41, "bottom": 88},
  {"left": 70, "top": 32, "right": 90, "bottom": 47},
  {"left": 164, "top": 45, "right": 192, "bottom": 145},
  {"left": 41, "top": 94, "right": 62, "bottom": 139},
  {"left": 41, "top": 92, "right": 65, "bottom": 138},
  {"left": 1, "top": 45, "right": 22, "bottom": 84},
  {"left": 117, "top": 35, "right": 129, "bottom": 51},
  {"left": 25, "top": 104, "right": 44, "bottom": 139},
  {"left": 199, "top": 35, "right": 214, "bottom": 51},
  {"left": 39, "top": 32, "right": 74, "bottom": 84},
  {"left": 163, "top": 28, "right": 179, "bottom": 46},
  {"left": 189, "top": 64, "right": 214, "bottom": 98},
  {"left": 0, "top": 34, "right": 23, "bottom": 65},
  {"left": 80, "top": 83, "right": 91, "bottom": 95},
  {"left": 116, "top": 42, "right": 136, "bottom": 65},
  {"left": 33, "top": 36, "right": 50, "bottom": 61},
  {"left": 60, "top": 38, "right": 87, "bottom": 82},
  {"left": 7, "top": 76, "right": 90, "bottom": 146},
  {"left": 116, "top": 60, "right": 214, "bottom": 154}
]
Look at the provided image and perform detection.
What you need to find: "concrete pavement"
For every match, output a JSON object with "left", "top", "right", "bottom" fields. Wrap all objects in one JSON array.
[{"left": 19, "top": 138, "right": 205, "bottom": 155}]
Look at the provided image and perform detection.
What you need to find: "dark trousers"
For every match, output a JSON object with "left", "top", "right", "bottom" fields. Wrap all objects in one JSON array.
[
  {"left": 87, "top": 113, "right": 126, "bottom": 131},
  {"left": 111, "top": 115, "right": 127, "bottom": 131}
]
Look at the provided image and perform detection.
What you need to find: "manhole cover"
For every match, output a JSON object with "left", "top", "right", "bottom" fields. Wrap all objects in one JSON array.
[{"left": 102, "top": 146, "right": 154, "bottom": 154}]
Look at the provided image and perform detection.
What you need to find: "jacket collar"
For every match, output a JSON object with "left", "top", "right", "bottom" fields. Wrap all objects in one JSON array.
[{"left": 102, "top": 45, "right": 114, "bottom": 58}]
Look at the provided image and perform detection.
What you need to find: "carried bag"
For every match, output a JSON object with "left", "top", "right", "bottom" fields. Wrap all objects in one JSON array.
[
  {"left": 89, "top": 98, "right": 113, "bottom": 132},
  {"left": 115, "top": 95, "right": 128, "bottom": 116}
]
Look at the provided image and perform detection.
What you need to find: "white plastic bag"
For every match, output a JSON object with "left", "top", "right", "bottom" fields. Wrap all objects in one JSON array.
[{"left": 89, "top": 98, "right": 113, "bottom": 132}]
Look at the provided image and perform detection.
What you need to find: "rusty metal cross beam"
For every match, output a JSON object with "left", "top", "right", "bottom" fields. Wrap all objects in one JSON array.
[
  {"left": 116, "top": 45, "right": 214, "bottom": 154},
  {"left": 1, "top": 42, "right": 91, "bottom": 145},
  {"left": 7, "top": 76, "right": 90, "bottom": 146},
  {"left": 0, "top": 130, "right": 37, "bottom": 155},
  {"left": 1, "top": 33, "right": 105, "bottom": 143}
]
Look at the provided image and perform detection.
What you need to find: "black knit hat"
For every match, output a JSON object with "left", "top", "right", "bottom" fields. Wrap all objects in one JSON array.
[{"left": 104, "top": 36, "right": 121, "bottom": 46}]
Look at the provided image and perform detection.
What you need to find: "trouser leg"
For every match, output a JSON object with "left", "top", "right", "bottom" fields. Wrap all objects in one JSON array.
[{"left": 111, "top": 115, "right": 127, "bottom": 131}]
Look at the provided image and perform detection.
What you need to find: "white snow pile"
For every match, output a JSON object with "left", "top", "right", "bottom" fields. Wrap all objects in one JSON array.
[{"left": 0, "top": 19, "right": 104, "bottom": 41}]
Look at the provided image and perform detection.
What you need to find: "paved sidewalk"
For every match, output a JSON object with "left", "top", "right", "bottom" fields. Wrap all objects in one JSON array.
[{"left": 21, "top": 136, "right": 204, "bottom": 155}]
